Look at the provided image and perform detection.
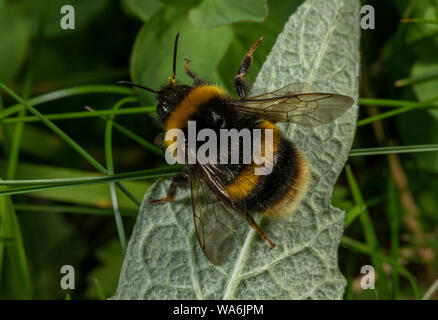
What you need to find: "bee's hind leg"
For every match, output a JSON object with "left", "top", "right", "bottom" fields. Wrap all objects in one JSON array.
[
  {"left": 150, "top": 174, "right": 189, "bottom": 203},
  {"left": 233, "top": 36, "right": 264, "bottom": 99},
  {"left": 245, "top": 212, "right": 276, "bottom": 248},
  {"left": 184, "top": 59, "right": 206, "bottom": 86}
]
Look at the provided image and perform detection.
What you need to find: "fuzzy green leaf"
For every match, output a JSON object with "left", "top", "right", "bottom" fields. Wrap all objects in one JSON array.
[{"left": 114, "top": 0, "right": 360, "bottom": 300}]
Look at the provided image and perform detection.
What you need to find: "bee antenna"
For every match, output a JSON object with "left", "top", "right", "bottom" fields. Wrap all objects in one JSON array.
[
  {"left": 117, "top": 81, "right": 158, "bottom": 93},
  {"left": 172, "top": 32, "right": 180, "bottom": 80}
]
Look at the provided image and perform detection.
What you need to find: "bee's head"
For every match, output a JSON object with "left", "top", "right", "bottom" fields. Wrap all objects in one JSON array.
[
  {"left": 155, "top": 82, "right": 191, "bottom": 123},
  {"left": 118, "top": 32, "right": 190, "bottom": 124}
]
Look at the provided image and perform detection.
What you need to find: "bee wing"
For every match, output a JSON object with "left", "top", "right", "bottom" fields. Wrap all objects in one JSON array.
[
  {"left": 248, "top": 82, "right": 313, "bottom": 98},
  {"left": 187, "top": 164, "right": 240, "bottom": 265},
  {"left": 234, "top": 83, "right": 354, "bottom": 127}
]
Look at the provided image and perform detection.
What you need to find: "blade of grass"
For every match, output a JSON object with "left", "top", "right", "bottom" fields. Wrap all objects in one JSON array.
[
  {"left": 0, "top": 84, "right": 113, "bottom": 172},
  {"left": 0, "top": 166, "right": 182, "bottom": 187},
  {"left": 359, "top": 97, "right": 422, "bottom": 107},
  {"left": 0, "top": 83, "right": 141, "bottom": 207},
  {"left": 7, "top": 103, "right": 27, "bottom": 180},
  {"left": 344, "top": 205, "right": 365, "bottom": 229},
  {"left": 0, "top": 161, "right": 147, "bottom": 209},
  {"left": 395, "top": 68, "right": 438, "bottom": 87},
  {"left": 402, "top": 234, "right": 438, "bottom": 249},
  {"left": 400, "top": 18, "right": 438, "bottom": 26},
  {"left": 0, "top": 3, "right": 50, "bottom": 297},
  {"left": 93, "top": 278, "right": 107, "bottom": 300},
  {"left": 0, "top": 85, "right": 134, "bottom": 121},
  {"left": 349, "top": 144, "right": 438, "bottom": 156},
  {"left": 2, "top": 67, "right": 30, "bottom": 297},
  {"left": 0, "top": 209, "right": 4, "bottom": 285},
  {"left": 6, "top": 0, "right": 49, "bottom": 177},
  {"left": 0, "top": 94, "right": 11, "bottom": 152},
  {"left": 112, "top": 121, "right": 164, "bottom": 157},
  {"left": 342, "top": 236, "right": 420, "bottom": 300},
  {"left": 2, "top": 106, "right": 155, "bottom": 124},
  {"left": 105, "top": 98, "right": 133, "bottom": 254},
  {"left": 6, "top": 5, "right": 43, "bottom": 179},
  {"left": 345, "top": 165, "right": 389, "bottom": 297},
  {"left": 0, "top": 166, "right": 184, "bottom": 196},
  {"left": 17, "top": 67, "right": 129, "bottom": 93},
  {"left": 344, "top": 196, "right": 383, "bottom": 229},
  {"left": 343, "top": 256, "right": 355, "bottom": 300},
  {"left": 14, "top": 203, "right": 137, "bottom": 216},
  {"left": 423, "top": 278, "right": 438, "bottom": 300},
  {"left": 0, "top": 94, "right": 8, "bottom": 284},
  {"left": 387, "top": 175, "right": 401, "bottom": 299},
  {"left": 85, "top": 106, "right": 164, "bottom": 158},
  {"left": 0, "top": 186, "right": 32, "bottom": 299},
  {"left": 357, "top": 95, "right": 438, "bottom": 127}
]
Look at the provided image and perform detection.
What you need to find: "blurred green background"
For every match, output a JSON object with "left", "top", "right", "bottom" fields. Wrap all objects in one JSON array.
[{"left": 0, "top": 0, "right": 437, "bottom": 299}]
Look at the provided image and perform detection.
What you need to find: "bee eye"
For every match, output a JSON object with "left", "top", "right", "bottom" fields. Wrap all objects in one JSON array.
[
  {"left": 159, "top": 102, "right": 170, "bottom": 114},
  {"left": 156, "top": 101, "right": 173, "bottom": 122}
]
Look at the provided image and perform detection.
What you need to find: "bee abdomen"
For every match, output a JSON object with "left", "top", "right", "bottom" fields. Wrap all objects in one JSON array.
[{"left": 235, "top": 138, "right": 310, "bottom": 218}]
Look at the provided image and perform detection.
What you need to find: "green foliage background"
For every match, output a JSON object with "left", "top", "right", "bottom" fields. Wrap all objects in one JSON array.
[{"left": 0, "top": 0, "right": 437, "bottom": 299}]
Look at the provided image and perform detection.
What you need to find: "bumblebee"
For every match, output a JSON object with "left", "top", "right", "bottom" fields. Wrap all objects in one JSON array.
[{"left": 120, "top": 33, "right": 354, "bottom": 265}]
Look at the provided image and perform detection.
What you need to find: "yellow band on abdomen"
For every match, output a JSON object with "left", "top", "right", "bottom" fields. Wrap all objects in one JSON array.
[{"left": 224, "top": 121, "right": 279, "bottom": 200}]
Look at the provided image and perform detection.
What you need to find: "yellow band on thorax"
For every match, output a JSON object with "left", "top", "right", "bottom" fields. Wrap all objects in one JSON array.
[{"left": 164, "top": 85, "right": 227, "bottom": 136}]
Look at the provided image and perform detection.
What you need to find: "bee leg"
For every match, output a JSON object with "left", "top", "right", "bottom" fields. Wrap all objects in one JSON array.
[
  {"left": 150, "top": 174, "right": 189, "bottom": 203},
  {"left": 233, "top": 36, "right": 264, "bottom": 99},
  {"left": 153, "top": 132, "right": 165, "bottom": 149},
  {"left": 245, "top": 212, "right": 276, "bottom": 248},
  {"left": 184, "top": 59, "right": 206, "bottom": 86}
]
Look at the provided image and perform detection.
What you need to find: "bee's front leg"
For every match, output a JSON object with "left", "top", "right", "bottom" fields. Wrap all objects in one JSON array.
[
  {"left": 233, "top": 36, "right": 264, "bottom": 99},
  {"left": 184, "top": 59, "right": 206, "bottom": 86},
  {"left": 150, "top": 174, "right": 189, "bottom": 203}
]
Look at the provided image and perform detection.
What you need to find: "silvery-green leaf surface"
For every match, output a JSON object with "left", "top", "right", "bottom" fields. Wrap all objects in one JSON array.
[{"left": 113, "top": 0, "right": 360, "bottom": 300}]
